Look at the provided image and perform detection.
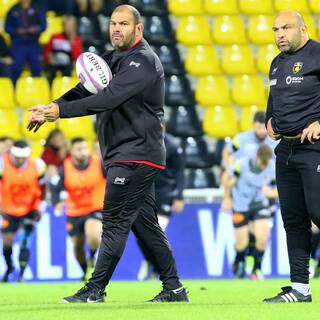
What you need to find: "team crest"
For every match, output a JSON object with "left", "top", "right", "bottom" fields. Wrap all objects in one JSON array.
[{"left": 293, "top": 62, "right": 303, "bottom": 73}]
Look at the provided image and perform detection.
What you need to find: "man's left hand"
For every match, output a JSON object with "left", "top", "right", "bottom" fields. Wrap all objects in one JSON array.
[
  {"left": 171, "top": 199, "right": 184, "bottom": 213},
  {"left": 301, "top": 121, "right": 320, "bottom": 144}
]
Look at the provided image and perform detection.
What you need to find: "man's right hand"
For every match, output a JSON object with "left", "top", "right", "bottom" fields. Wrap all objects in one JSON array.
[{"left": 267, "top": 118, "right": 281, "bottom": 140}]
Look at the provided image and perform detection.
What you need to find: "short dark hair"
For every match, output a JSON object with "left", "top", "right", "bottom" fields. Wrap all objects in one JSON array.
[
  {"left": 14, "top": 139, "right": 29, "bottom": 148},
  {"left": 71, "top": 137, "right": 86, "bottom": 145},
  {"left": 253, "top": 111, "right": 266, "bottom": 124},
  {"left": 257, "top": 144, "right": 272, "bottom": 166},
  {"left": 112, "top": 4, "right": 142, "bottom": 25}
]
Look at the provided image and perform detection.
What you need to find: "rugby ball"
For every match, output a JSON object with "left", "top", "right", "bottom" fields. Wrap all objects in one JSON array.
[{"left": 76, "top": 52, "right": 112, "bottom": 94}]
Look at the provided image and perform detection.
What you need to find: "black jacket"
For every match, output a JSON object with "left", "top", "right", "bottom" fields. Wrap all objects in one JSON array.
[
  {"left": 56, "top": 39, "right": 166, "bottom": 167},
  {"left": 266, "top": 39, "right": 320, "bottom": 135}
]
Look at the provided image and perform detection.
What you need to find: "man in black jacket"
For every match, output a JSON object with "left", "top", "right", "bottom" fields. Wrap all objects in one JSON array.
[
  {"left": 27, "top": 5, "right": 188, "bottom": 303},
  {"left": 264, "top": 10, "right": 320, "bottom": 303}
]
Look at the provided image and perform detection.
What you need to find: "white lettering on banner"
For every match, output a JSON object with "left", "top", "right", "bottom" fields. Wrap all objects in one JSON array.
[
  {"left": 66, "top": 237, "right": 83, "bottom": 279},
  {"left": 37, "top": 213, "right": 63, "bottom": 279},
  {"left": 276, "top": 209, "right": 290, "bottom": 275},
  {"left": 198, "top": 209, "right": 235, "bottom": 276}
]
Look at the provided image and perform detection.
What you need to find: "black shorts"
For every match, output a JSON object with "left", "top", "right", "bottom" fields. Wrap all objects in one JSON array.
[
  {"left": 1, "top": 211, "right": 38, "bottom": 234},
  {"left": 233, "top": 206, "right": 275, "bottom": 228},
  {"left": 66, "top": 210, "right": 102, "bottom": 237}
]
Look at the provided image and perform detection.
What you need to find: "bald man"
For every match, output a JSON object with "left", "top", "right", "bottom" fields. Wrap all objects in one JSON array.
[
  {"left": 264, "top": 11, "right": 320, "bottom": 303},
  {"left": 27, "top": 5, "right": 188, "bottom": 303}
]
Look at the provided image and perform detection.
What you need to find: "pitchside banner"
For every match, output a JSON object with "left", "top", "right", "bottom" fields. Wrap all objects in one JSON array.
[{"left": 0, "top": 203, "right": 289, "bottom": 281}]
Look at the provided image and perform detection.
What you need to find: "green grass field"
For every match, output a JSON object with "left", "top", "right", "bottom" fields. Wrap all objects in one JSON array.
[{"left": 1, "top": 279, "right": 320, "bottom": 320}]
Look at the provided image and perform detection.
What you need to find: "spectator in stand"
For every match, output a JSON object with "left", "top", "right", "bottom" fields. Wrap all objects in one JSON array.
[
  {"left": 41, "top": 129, "right": 69, "bottom": 169},
  {"left": 44, "top": 15, "right": 82, "bottom": 83},
  {"left": 0, "top": 34, "right": 13, "bottom": 78},
  {"left": 34, "top": 0, "right": 76, "bottom": 15},
  {"left": 5, "top": 0, "right": 46, "bottom": 84}
]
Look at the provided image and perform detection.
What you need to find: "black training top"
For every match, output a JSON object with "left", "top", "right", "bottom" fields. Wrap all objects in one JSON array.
[
  {"left": 55, "top": 39, "right": 166, "bottom": 167},
  {"left": 266, "top": 39, "right": 320, "bottom": 136}
]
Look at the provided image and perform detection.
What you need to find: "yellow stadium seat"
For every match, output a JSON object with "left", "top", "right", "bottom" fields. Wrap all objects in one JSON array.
[
  {"left": 0, "top": 77, "right": 15, "bottom": 109},
  {"left": 195, "top": 76, "right": 231, "bottom": 107},
  {"left": 212, "top": 15, "right": 247, "bottom": 45},
  {"left": 256, "top": 44, "right": 280, "bottom": 75},
  {"left": 0, "top": 0, "right": 19, "bottom": 19},
  {"left": 231, "top": 75, "right": 267, "bottom": 107},
  {"left": 221, "top": 45, "right": 256, "bottom": 75},
  {"left": 239, "top": 105, "right": 265, "bottom": 131},
  {"left": 239, "top": 0, "right": 273, "bottom": 14},
  {"left": 58, "top": 117, "right": 96, "bottom": 140},
  {"left": 203, "top": 106, "right": 238, "bottom": 138},
  {"left": 16, "top": 77, "right": 50, "bottom": 108},
  {"left": 168, "top": 0, "right": 204, "bottom": 15},
  {"left": 274, "top": 0, "right": 309, "bottom": 13},
  {"left": 303, "top": 15, "right": 317, "bottom": 40},
  {"left": 176, "top": 16, "right": 212, "bottom": 45},
  {"left": 310, "top": 0, "right": 320, "bottom": 14},
  {"left": 0, "top": 109, "right": 20, "bottom": 139},
  {"left": 185, "top": 46, "right": 221, "bottom": 76},
  {"left": 31, "top": 140, "right": 45, "bottom": 158},
  {"left": 204, "top": 0, "right": 238, "bottom": 15},
  {"left": 39, "top": 16, "right": 63, "bottom": 45},
  {"left": 51, "top": 77, "right": 79, "bottom": 100},
  {"left": 21, "top": 111, "right": 56, "bottom": 140},
  {"left": 247, "top": 15, "right": 274, "bottom": 45}
]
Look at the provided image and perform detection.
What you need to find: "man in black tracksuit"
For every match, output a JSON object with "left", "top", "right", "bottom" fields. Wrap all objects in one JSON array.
[
  {"left": 264, "top": 11, "right": 320, "bottom": 303},
  {"left": 27, "top": 5, "right": 188, "bottom": 303}
]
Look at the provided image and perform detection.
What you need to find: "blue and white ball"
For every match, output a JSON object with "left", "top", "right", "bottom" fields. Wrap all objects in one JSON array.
[{"left": 76, "top": 52, "right": 112, "bottom": 94}]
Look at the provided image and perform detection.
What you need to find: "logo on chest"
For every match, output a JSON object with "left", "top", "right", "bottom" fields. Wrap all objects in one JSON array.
[{"left": 293, "top": 61, "right": 303, "bottom": 73}]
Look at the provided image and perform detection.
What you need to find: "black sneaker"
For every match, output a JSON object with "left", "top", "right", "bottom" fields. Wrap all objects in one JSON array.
[
  {"left": 263, "top": 286, "right": 312, "bottom": 303},
  {"left": 2, "top": 266, "right": 14, "bottom": 283},
  {"left": 232, "top": 261, "right": 246, "bottom": 278},
  {"left": 148, "top": 287, "right": 189, "bottom": 302},
  {"left": 62, "top": 285, "right": 106, "bottom": 303}
]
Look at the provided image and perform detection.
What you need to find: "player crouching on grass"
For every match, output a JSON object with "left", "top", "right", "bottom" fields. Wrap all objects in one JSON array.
[
  {"left": 1, "top": 140, "right": 46, "bottom": 282},
  {"left": 224, "top": 144, "right": 278, "bottom": 280},
  {"left": 49, "top": 137, "right": 105, "bottom": 281}
]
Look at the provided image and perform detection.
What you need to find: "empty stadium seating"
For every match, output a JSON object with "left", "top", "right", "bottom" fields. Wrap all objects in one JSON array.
[
  {"left": 185, "top": 168, "right": 217, "bottom": 188},
  {"left": 144, "top": 15, "right": 175, "bottom": 45},
  {"left": 58, "top": 117, "right": 96, "bottom": 140},
  {"left": 256, "top": 44, "right": 280, "bottom": 74},
  {"left": 0, "top": 109, "right": 21, "bottom": 139},
  {"left": 247, "top": 15, "right": 274, "bottom": 44},
  {"left": 165, "top": 75, "right": 195, "bottom": 106},
  {"left": 221, "top": 45, "right": 256, "bottom": 75},
  {"left": 185, "top": 45, "right": 221, "bottom": 76},
  {"left": 0, "top": 77, "right": 15, "bottom": 109},
  {"left": 195, "top": 76, "right": 231, "bottom": 107},
  {"left": 176, "top": 16, "right": 212, "bottom": 45},
  {"left": 51, "top": 77, "right": 79, "bottom": 100},
  {"left": 310, "top": 0, "right": 320, "bottom": 13},
  {"left": 153, "top": 45, "right": 184, "bottom": 75},
  {"left": 0, "top": 0, "right": 18, "bottom": 20},
  {"left": 239, "top": 0, "right": 274, "bottom": 15},
  {"left": 231, "top": 75, "right": 267, "bottom": 106},
  {"left": 130, "top": 0, "right": 168, "bottom": 16},
  {"left": 183, "top": 136, "right": 215, "bottom": 168},
  {"left": 39, "top": 16, "right": 63, "bottom": 46},
  {"left": 274, "top": 0, "right": 309, "bottom": 13},
  {"left": 16, "top": 77, "right": 50, "bottom": 109},
  {"left": 204, "top": 0, "right": 238, "bottom": 15},
  {"left": 167, "top": 105, "right": 203, "bottom": 137},
  {"left": 239, "top": 105, "right": 265, "bottom": 131},
  {"left": 212, "top": 16, "right": 247, "bottom": 45},
  {"left": 203, "top": 106, "right": 238, "bottom": 138},
  {"left": 168, "top": 0, "right": 204, "bottom": 16}
]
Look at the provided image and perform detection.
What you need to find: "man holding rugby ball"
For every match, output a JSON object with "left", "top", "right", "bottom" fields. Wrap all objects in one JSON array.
[{"left": 27, "top": 5, "right": 188, "bottom": 304}]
